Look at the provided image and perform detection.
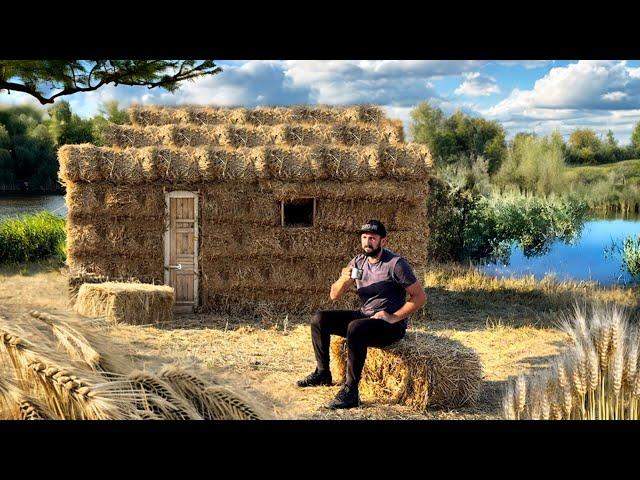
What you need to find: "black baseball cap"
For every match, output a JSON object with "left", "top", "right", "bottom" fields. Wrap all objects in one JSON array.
[{"left": 357, "top": 219, "right": 387, "bottom": 237}]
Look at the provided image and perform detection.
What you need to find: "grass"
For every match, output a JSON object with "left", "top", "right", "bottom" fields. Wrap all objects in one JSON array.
[
  {"left": 4, "top": 259, "right": 639, "bottom": 419},
  {"left": 564, "top": 159, "right": 640, "bottom": 214},
  {"left": 0, "top": 211, "right": 66, "bottom": 264}
]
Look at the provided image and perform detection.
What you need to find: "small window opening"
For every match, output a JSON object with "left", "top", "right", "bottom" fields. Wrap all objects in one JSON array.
[{"left": 281, "top": 198, "right": 316, "bottom": 228}]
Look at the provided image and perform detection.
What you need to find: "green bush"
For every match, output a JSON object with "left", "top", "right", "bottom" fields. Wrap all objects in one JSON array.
[
  {"left": 0, "top": 211, "right": 66, "bottom": 264},
  {"left": 426, "top": 179, "right": 588, "bottom": 263},
  {"left": 621, "top": 235, "right": 640, "bottom": 281},
  {"left": 465, "top": 194, "right": 588, "bottom": 262}
]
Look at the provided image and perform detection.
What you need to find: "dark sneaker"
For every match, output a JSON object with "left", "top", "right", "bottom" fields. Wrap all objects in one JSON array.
[
  {"left": 326, "top": 384, "right": 360, "bottom": 409},
  {"left": 296, "top": 369, "right": 333, "bottom": 387}
]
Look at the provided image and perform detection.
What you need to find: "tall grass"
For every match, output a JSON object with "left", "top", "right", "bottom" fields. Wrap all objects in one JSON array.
[
  {"left": 503, "top": 303, "right": 640, "bottom": 420},
  {"left": 564, "top": 159, "right": 640, "bottom": 214},
  {"left": 0, "top": 211, "right": 66, "bottom": 264},
  {"left": 621, "top": 236, "right": 640, "bottom": 281},
  {"left": 465, "top": 193, "right": 587, "bottom": 262}
]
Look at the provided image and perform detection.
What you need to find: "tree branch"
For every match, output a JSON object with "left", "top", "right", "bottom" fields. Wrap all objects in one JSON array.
[{"left": 0, "top": 61, "right": 222, "bottom": 104}]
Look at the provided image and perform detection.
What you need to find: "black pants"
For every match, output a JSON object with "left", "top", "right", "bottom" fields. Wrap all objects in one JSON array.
[{"left": 310, "top": 309, "right": 407, "bottom": 388}]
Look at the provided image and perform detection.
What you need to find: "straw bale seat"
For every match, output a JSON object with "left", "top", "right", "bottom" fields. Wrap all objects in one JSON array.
[
  {"left": 74, "top": 282, "right": 175, "bottom": 325},
  {"left": 330, "top": 332, "right": 482, "bottom": 410}
]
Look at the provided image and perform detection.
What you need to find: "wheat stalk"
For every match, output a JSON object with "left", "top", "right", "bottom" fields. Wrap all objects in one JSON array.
[
  {"left": 203, "top": 386, "right": 262, "bottom": 420},
  {"left": 128, "top": 371, "right": 203, "bottom": 420}
]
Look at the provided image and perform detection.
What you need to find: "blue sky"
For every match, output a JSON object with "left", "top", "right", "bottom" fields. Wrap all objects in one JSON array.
[{"left": 2, "top": 60, "right": 640, "bottom": 144}]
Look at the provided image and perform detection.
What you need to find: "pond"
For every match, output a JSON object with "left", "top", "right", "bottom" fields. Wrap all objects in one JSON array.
[
  {"left": 478, "top": 213, "right": 640, "bottom": 287},
  {"left": 0, "top": 194, "right": 67, "bottom": 219}
]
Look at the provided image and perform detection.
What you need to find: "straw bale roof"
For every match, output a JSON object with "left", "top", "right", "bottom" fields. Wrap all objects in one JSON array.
[{"left": 59, "top": 106, "right": 431, "bottom": 184}]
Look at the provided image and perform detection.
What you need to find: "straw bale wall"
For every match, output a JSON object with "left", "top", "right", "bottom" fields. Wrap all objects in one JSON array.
[{"left": 60, "top": 106, "right": 431, "bottom": 317}]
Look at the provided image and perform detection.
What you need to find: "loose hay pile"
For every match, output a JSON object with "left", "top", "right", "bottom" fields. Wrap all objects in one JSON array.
[
  {"left": 60, "top": 105, "right": 432, "bottom": 317},
  {"left": 75, "top": 282, "right": 174, "bottom": 325},
  {"left": 0, "top": 310, "right": 265, "bottom": 420},
  {"left": 330, "top": 333, "right": 482, "bottom": 410}
]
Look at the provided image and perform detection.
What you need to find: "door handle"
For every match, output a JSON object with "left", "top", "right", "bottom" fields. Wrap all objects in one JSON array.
[{"left": 165, "top": 264, "right": 182, "bottom": 270}]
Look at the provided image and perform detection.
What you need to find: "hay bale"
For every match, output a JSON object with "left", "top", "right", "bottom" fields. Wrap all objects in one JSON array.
[
  {"left": 65, "top": 183, "right": 104, "bottom": 217},
  {"left": 67, "top": 254, "right": 163, "bottom": 280},
  {"left": 332, "top": 124, "right": 382, "bottom": 146},
  {"left": 272, "top": 124, "right": 333, "bottom": 146},
  {"left": 102, "top": 125, "right": 167, "bottom": 148},
  {"left": 319, "top": 145, "right": 378, "bottom": 180},
  {"left": 58, "top": 144, "right": 106, "bottom": 183},
  {"left": 219, "top": 125, "right": 277, "bottom": 148},
  {"left": 330, "top": 334, "right": 482, "bottom": 410},
  {"left": 200, "top": 147, "right": 257, "bottom": 181},
  {"left": 129, "top": 105, "right": 189, "bottom": 126},
  {"left": 200, "top": 184, "right": 279, "bottom": 225},
  {"left": 381, "top": 119, "right": 405, "bottom": 143},
  {"left": 379, "top": 144, "right": 432, "bottom": 180},
  {"left": 260, "top": 179, "right": 429, "bottom": 202},
  {"left": 75, "top": 282, "right": 174, "bottom": 325},
  {"left": 253, "top": 146, "right": 325, "bottom": 181},
  {"left": 152, "top": 147, "right": 205, "bottom": 183}
]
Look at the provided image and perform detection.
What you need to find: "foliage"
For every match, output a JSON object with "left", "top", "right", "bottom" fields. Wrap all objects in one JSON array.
[
  {"left": 0, "top": 105, "right": 58, "bottom": 190},
  {"left": 564, "top": 159, "right": 640, "bottom": 213},
  {"left": 0, "top": 60, "right": 222, "bottom": 104},
  {"left": 426, "top": 177, "right": 588, "bottom": 263},
  {"left": 494, "top": 132, "right": 567, "bottom": 197},
  {"left": 0, "top": 211, "right": 66, "bottom": 264},
  {"left": 410, "top": 101, "right": 507, "bottom": 174}
]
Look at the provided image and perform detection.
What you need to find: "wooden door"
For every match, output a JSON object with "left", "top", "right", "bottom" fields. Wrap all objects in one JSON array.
[{"left": 164, "top": 191, "right": 199, "bottom": 313}]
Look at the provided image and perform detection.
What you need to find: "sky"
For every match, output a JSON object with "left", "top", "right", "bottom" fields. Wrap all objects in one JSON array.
[{"left": 2, "top": 60, "right": 640, "bottom": 144}]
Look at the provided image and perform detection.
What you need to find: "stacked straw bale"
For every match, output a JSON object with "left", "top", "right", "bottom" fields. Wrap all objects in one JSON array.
[
  {"left": 60, "top": 105, "right": 431, "bottom": 316},
  {"left": 75, "top": 282, "right": 175, "bottom": 325},
  {"left": 330, "top": 334, "right": 482, "bottom": 410}
]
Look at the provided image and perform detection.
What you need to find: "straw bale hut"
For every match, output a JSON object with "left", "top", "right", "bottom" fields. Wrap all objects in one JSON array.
[{"left": 59, "top": 105, "right": 432, "bottom": 315}]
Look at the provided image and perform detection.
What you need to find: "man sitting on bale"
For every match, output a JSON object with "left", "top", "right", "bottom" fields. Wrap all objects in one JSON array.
[{"left": 296, "top": 219, "right": 427, "bottom": 409}]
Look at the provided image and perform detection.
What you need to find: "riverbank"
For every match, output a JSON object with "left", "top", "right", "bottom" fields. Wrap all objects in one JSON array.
[{"left": 2, "top": 260, "right": 637, "bottom": 419}]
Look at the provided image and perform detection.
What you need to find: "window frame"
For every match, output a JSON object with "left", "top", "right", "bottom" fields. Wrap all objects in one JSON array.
[{"left": 280, "top": 197, "right": 316, "bottom": 229}]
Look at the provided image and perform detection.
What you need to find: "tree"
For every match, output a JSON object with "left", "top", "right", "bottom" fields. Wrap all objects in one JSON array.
[
  {"left": 99, "top": 100, "right": 129, "bottom": 125},
  {"left": 410, "top": 101, "right": 507, "bottom": 174},
  {"left": 91, "top": 100, "right": 130, "bottom": 146},
  {"left": 569, "top": 128, "right": 601, "bottom": 151},
  {"left": 632, "top": 122, "right": 640, "bottom": 156},
  {"left": 47, "top": 100, "right": 93, "bottom": 145},
  {"left": 495, "top": 132, "right": 566, "bottom": 196},
  {"left": 0, "top": 105, "right": 58, "bottom": 190},
  {"left": 0, "top": 60, "right": 222, "bottom": 104}
]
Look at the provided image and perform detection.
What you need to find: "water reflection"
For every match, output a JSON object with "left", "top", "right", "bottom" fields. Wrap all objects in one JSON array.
[
  {"left": 478, "top": 214, "right": 640, "bottom": 286},
  {"left": 0, "top": 194, "right": 67, "bottom": 219}
]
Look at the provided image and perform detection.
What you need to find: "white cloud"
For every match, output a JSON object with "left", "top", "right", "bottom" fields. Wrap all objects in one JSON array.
[
  {"left": 482, "top": 61, "right": 640, "bottom": 144},
  {"left": 454, "top": 72, "right": 500, "bottom": 97},
  {"left": 602, "top": 91, "right": 628, "bottom": 102},
  {"left": 495, "top": 60, "right": 555, "bottom": 70},
  {"left": 488, "top": 60, "right": 640, "bottom": 116}
]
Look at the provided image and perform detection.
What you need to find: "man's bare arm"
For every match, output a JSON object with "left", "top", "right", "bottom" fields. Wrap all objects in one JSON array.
[
  {"left": 391, "top": 281, "right": 427, "bottom": 320},
  {"left": 371, "top": 281, "right": 427, "bottom": 323},
  {"left": 330, "top": 267, "right": 355, "bottom": 300}
]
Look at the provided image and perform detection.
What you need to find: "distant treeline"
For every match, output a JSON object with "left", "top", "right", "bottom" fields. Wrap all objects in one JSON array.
[
  {"left": 0, "top": 101, "right": 128, "bottom": 193},
  {"left": 410, "top": 101, "right": 640, "bottom": 174}
]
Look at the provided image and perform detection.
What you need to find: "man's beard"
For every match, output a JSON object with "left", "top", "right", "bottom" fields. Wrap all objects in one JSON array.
[{"left": 363, "top": 245, "right": 382, "bottom": 257}]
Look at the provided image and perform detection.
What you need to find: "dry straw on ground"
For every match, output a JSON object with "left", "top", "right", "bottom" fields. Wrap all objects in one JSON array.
[
  {"left": 330, "top": 332, "right": 483, "bottom": 410},
  {"left": 74, "top": 282, "right": 175, "bottom": 325},
  {"left": 0, "top": 310, "right": 265, "bottom": 420},
  {"left": 502, "top": 302, "right": 640, "bottom": 420}
]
